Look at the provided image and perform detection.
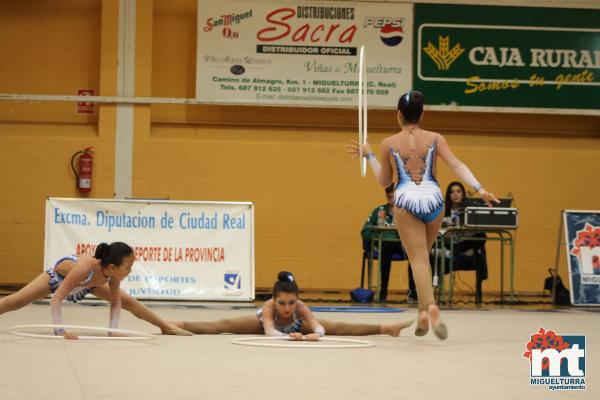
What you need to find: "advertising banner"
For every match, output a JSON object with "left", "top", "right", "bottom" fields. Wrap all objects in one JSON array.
[
  {"left": 414, "top": 3, "right": 600, "bottom": 113},
  {"left": 196, "top": 0, "right": 412, "bottom": 108},
  {"left": 44, "top": 198, "right": 254, "bottom": 301},
  {"left": 564, "top": 210, "right": 600, "bottom": 306}
]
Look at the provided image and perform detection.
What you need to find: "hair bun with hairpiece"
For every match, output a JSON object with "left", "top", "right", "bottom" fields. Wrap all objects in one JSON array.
[
  {"left": 273, "top": 271, "right": 299, "bottom": 297},
  {"left": 94, "top": 242, "right": 110, "bottom": 260},
  {"left": 277, "top": 271, "right": 294, "bottom": 282}
]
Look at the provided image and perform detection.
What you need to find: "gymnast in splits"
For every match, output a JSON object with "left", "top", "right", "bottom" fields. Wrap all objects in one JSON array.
[
  {"left": 348, "top": 90, "right": 498, "bottom": 340},
  {"left": 0, "top": 242, "right": 191, "bottom": 338},
  {"left": 172, "top": 271, "right": 414, "bottom": 340}
]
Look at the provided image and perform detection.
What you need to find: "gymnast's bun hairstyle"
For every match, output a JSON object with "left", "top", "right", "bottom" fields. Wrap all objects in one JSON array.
[
  {"left": 398, "top": 90, "right": 424, "bottom": 124},
  {"left": 94, "top": 242, "right": 134, "bottom": 267},
  {"left": 273, "top": 271, "right": 299, "bottom": 298}
]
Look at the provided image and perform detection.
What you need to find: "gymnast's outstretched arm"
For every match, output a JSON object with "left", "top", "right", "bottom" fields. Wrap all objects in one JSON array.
[
  {"left": 260, "top": 304, "right": 286, "bottom": 337},
  {"left": 50, "top": 257, "right": 95, "bottom": 337},
  {"left": 435, "top": 133, "right": 499, "bottom": 206}
]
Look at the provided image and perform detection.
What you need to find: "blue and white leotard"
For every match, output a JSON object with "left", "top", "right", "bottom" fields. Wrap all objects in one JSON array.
[{"left": 391, "top": 142, "right": 444, "bottom": 223}]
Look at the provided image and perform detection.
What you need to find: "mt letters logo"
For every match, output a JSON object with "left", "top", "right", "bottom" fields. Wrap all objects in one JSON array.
[{"left": 523, "top": 327, "right": 586, "bottom": 391}]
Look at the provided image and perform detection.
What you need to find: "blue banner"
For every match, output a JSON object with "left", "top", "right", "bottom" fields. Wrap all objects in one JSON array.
[{"left": 564, "top": 211, "right": 600, "bottom": 306}]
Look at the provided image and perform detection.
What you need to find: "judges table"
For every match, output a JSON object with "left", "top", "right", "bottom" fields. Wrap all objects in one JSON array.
[
  {"left": 434, "top": 226, "right": 517, "bottom": 305},
  {"left": 365, "top": 224, "right": 517, "bottom": 304},
  {"left": 364, "top": 225, "right": 404, "bottom": 302}
]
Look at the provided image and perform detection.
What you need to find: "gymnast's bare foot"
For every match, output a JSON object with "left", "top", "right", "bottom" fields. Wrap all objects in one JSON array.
[{"left": 382, "top": 319, "right": 415, "bottom": 337}]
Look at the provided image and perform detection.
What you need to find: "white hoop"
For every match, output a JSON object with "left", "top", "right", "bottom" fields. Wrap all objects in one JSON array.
[
  {"left": 9, "top": 324, "right": 156, "bottom": 341},
  {"left": 358, "top": 45, "right": 368, "bottom": 177},
  {"left": 232, "top": 336, "right": 375, "bottom": 349}
]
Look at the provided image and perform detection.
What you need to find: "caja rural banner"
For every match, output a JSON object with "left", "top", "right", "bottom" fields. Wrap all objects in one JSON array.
[
  {"left": 564, "top": 210, "right": 600, "bottom": 306},
  {"left": 414, "top": 3, "right": 600, "bottom": 113},
  {"left": 196, "top": 0, "right": 412, "bottom": 108},
  {"left": 44, "top": 198, "right": 254, "bottom": 301}
]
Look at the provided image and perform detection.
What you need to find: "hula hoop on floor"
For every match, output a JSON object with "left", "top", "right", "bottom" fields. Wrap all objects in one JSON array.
[
  {"left": 358, "top": 45, "right": 368, "bottom": 177},
  {"left": 232, "top": 336, "right": 375, "bottom": 349},
  {"left": 9, "top": 324, "right": 156, "bottom": 341}
]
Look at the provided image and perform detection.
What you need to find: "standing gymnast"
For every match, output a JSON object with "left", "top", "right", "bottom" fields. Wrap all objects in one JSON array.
[
  {"left": 0, "top": 242, "right": 191, "bottom": 338},
  {"left": 172, "top": 271, "right": 414, "bottom": 340},
  {"left": 348, "top": 90, "right": 499, "bottom": 340}
]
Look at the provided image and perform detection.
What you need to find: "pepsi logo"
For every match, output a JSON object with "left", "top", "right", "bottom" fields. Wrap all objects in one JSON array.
[{"left": 379, "top": 24, "right": 404, "bottom": 47}]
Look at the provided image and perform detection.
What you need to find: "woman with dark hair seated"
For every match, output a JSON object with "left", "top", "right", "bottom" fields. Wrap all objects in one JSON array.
[
  {"left": 441, "top": 182, "right": 488, "bottom": 299},
  {"left": 445, "top": 181, "right": 467, "bottom": 222}
]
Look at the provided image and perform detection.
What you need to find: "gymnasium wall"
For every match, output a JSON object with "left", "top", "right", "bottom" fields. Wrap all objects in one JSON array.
[
  {"left": 1, "top": 0, "right": 599, "bottom": 295},
  {"left": 0, "top": 0, "right": 117, "bottom": 283}
]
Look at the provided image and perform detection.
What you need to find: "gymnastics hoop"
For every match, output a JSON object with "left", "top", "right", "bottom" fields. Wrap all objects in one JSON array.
[
  {"left": 231, "top": 336, "right": 375, "bottom": 349},
  {"left": 9, "top": 324, "right": 156, "bottom": 341},
  {"left": 358, "top": 45, "right": 368, "bottom": 177}
]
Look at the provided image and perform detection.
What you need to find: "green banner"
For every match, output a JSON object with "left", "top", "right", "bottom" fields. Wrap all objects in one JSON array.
[{"left": 414, "top": 4, "right": 600, "bottom": 113}]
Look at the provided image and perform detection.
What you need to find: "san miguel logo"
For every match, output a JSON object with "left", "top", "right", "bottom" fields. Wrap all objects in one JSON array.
[
  {"left": 203, "top": 9, "right": 253, "bottom": 33},
  {"left": 423, "top": 35, "right": 464, "bottom": 70}
]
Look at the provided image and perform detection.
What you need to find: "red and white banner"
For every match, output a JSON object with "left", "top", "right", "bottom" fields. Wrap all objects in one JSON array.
[
  {"left": 44, "top": 198, "right": 254, "bottom": 301},
  {"left": 196, "top": 0, "right": 413, "bottom": 108}
]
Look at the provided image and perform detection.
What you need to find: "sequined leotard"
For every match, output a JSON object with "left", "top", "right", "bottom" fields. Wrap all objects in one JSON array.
[{"left": 391, "top": 139, "right": 444, "bottom": 222}]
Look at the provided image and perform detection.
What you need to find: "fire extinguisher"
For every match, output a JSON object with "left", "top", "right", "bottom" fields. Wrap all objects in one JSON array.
[{"left": 71, "top": 147, "right": 94, "bottom": 194}]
